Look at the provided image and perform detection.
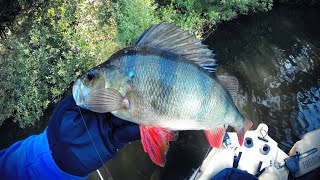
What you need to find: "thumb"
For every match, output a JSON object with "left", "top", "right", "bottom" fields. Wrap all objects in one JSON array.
[{"left": 112, "top": 124, "right": 140, "bottom": 149}]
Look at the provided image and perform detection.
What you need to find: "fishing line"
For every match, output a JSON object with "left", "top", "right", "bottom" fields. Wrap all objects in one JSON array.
[
  {"left": 192, "top": 146, "right": 212, "bottom": 180},
  {"left": 77, "top": 106, "right": 113, "bottom": 180}
]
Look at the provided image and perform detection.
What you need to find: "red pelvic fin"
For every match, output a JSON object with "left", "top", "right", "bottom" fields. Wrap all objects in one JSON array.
[
  {"left": 204, "top": 127, "right": 226, "bottom": 148},
  {"left": 139, "top": 125, "right": 177, "bottom": 167},
  {"left": 236, "top": 119, "right": 253, "bottom": 146}
]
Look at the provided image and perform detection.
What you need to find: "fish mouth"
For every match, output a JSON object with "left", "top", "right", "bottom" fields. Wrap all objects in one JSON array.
[{"left": 72, "top": 79, "right": 91, "bottom": 109}]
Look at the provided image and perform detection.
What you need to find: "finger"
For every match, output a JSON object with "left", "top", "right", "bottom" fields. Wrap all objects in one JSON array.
[
  {"left": 110, "top": 115, "right": 136, "bottom": 127},
  {"left": 112, "top": 124, "right": 140, "bottom": 148},
  {"left": 62, "top": 95, "right": 76, "bottom": 104},
  {"left": 56, "top": 95, "right": 94, "bottom": 114},
  {"left": 55, "top": 95, "right": 77, "bottom": 110}
]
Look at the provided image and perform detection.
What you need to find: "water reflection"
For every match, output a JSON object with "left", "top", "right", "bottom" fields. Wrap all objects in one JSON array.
[
  {"left": 205, "top": 7, "right": 320, "bottom": 153},
  {"left": 297, "top": 87, "right": 320, "bottom": 132}
]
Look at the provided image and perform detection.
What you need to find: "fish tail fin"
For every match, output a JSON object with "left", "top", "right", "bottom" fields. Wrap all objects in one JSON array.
[{"left": 234, "top": 119, "right": 253, "bottom": 146}]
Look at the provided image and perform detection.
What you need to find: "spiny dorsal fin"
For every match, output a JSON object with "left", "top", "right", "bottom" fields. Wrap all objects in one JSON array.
[
  {"left": 217, "top": 75, "right": 239, "bottom": 103},
  {"left": 133, "top": 22, "right": 217, "bottom": 72}
]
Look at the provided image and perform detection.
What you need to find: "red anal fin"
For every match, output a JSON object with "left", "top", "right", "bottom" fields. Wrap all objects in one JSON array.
[
  {"left": 204, "top": 127, "right": 226, "bottom": 148},
  {"left": 140, "top": 125, "right": 177, "bottom": 167}
]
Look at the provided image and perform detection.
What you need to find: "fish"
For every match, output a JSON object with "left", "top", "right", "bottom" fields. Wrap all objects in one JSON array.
[{"left": 72, "top": 22, "right": 253, "bottom": 166}]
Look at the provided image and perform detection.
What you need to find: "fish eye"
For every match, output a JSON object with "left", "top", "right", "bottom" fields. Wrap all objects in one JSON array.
[{"left": 86, "top": 72, "right": 94, "bottom": 82}]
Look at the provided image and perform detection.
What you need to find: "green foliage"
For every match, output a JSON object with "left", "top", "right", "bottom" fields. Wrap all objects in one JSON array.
[
  {"left": 111, "top": 0, "right": 160, "bottom": 46},
  {"left": 0, "top": 0, "right": 119, "bottom": 127},
  {"left": 0, "top": 53, "right": 15, "bottom": 126},
  {"left": 158, "top": 5, "right": 205, "bottom": 38},
  {"left": 155, "top": 0, "right": 273, "bottom": 38},
  {"left": 0, "top": 0, "right": 274, "bottom": 128},
  {"left": 161, "top": 0, "right": 273, "bottom": 35},
  {"left": 0, "top": 0, "right": 21, "bottom": 37}
]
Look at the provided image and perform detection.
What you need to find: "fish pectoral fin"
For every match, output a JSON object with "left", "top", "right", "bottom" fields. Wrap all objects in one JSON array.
[
  {"left": 217, "top": 75, "right": 239, "bottom": 104},
  {"left": 204, "top": 126, "right": 227, "bottom": 148},
  {"left": 84, "top": 88, "right": 129, "bottom": 113},
  {"left": 140, "top": 125, "right": 177, "bottom": 167}
]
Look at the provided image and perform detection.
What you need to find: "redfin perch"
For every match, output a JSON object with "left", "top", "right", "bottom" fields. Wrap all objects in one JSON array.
[{"left": 73, "top": 23, "right": 253, "bottom": 166}]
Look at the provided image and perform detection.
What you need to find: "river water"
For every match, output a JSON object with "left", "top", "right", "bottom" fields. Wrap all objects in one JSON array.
[{"left": 205, "top": 6, "right": 320, "bottom": 153}]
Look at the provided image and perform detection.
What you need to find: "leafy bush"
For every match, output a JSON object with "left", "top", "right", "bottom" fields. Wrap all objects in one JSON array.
[
  {"left": 0, "top": 52, "right": 15, "bottom": 126},
  {"left": 158, "top": 0, "right": 273, "bottom": 36},
  {"left": 112, "top": 0, "right": 160, "bottom": 46},
  {"left": 0, "top": 0, "right": 119, "bottom": 127},
  {"left": 0, "top": 0, "right": 274, "bottom": 128}
]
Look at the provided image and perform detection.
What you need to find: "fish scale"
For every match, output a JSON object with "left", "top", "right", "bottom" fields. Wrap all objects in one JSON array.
[{"left": 108, "top": 49, "right": 243, "bottom": 130}]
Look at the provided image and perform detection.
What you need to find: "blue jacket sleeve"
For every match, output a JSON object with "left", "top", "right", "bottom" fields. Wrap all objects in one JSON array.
[
  {"left": 212, "top": 168, "right": 258, "bottom": 180},
  {"left": 0, "top": 128, "right": 86, "bottom": 180}
]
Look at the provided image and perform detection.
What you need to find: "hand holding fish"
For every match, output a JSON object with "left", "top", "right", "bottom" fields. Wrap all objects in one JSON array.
[{"left": 46, "top": 95, "right": 140, "bottom": 176}]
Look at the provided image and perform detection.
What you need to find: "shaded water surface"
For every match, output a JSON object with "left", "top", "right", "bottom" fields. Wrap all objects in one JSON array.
[{"left": 205, "top": 6, "right": 320, "bottom": 152}]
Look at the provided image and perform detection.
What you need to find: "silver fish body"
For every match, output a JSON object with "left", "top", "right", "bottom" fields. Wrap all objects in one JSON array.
[
  {"left": 74, "top": 46, "right": 245, "bottom": 131},
  {"left": 73, "top": 23, "right": 253, "bottom": 166}
]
